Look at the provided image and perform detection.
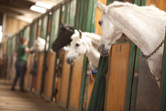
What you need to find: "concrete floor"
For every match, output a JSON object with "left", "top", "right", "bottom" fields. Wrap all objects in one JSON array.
[{"left": 0, "top": 79, "right": 66, "bottom": 111}]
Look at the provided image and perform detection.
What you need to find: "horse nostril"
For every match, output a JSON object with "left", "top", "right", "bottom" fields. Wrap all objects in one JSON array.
[
  {"left": 98, "top": 21, "right": 102, "bottom": 26},
  {"left": 98, "top": 44, "right": 104, "bottom": 52},
  {"left": 66, "top": 58, "right": 73, "bottom": 64}
]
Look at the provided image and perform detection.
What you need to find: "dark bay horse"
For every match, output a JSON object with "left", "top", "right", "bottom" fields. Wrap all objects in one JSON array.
[{"left": 52, "top": 24, "right": 74, "bottom": 52}]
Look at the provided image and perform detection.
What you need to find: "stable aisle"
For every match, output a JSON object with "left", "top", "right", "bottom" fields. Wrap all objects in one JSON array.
[{"left": 0, "top": 79, "right": 65, "bottom": 111}]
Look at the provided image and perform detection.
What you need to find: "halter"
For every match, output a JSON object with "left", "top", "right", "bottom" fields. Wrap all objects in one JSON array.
[
  {"left": 141, "top": 37, "right": 165, "bottom": 60},
  {"left": 141, "top": 28, "right": 166, "bottom": 82}
]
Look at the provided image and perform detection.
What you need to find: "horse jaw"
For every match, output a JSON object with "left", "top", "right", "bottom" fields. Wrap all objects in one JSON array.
[
  {"left": 86, "top": 47, "right": 100, "bottom": 67},
  {"left": 66, "top": 51, "right": 80, "bottom": 65}
]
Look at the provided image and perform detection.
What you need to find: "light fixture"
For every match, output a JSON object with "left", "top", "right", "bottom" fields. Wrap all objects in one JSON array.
[
  {"left": 30, "top": 5, "right": 46, "bottom": 13},
  {"left": 36, "top": 2, "right": 52, "bottom": 9}
]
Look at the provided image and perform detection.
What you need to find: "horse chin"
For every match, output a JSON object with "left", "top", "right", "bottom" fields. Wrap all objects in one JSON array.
[
  {"left": 66, "top": 58, "right": 75, "bottom": 65},
  {"left": 100, "top": 50, "right": 109, "bottom": 56},
  {"left": 52, "top": 48, "right": 58, "bottom": 52},
  {"left": 98, "top": 44, "right": 109, "bottom": 56}
]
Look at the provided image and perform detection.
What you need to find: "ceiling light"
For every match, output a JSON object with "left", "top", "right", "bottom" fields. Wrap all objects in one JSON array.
[
  {"left": 30, "top": 5, "right": 46, "bottom": 13},
  {"left": 36, "top": 2, "right": 52, "bottom": 9}
]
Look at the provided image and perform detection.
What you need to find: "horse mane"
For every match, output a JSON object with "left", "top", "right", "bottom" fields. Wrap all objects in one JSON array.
[
  {"left": 83, "top": 33, "right": 101, "bottom": 43},
  {"left": 71, "top": 31, "right": 101, "bottom": 50},
  {"left": 108, "top": 1, "right": 166, "bottom": 16},
  {"left": 71, "top": 31, "right": 101, "bottom": 46}
]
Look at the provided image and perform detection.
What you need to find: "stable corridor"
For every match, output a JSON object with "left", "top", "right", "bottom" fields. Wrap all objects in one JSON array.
[{"left": 0, "top": 79, "right": 65, "bottom": 111}]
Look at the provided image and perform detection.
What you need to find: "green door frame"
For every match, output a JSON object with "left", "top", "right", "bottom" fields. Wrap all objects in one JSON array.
[{"left": 160, "top": 27, "right": 166, "bottom": 111}]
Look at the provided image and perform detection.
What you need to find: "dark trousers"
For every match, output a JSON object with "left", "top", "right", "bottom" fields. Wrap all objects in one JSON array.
[{"left": 12, "top": 61, "right": 26, "bottom": 90}]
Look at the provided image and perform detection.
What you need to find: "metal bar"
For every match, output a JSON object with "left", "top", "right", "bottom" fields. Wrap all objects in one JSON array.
[
  {"left": 104, "top": 48, "right": 113, "bottom": 111},
  {"left": 74, "top": 0, "right": 80, "bottom": 28},
  {"left": 76, "top": 0, "right": 81, "bottom": 29},
  {"left": 86, "top": 0, "right": 93, "bottom": 31},
  {"left": 82, "top": 0, "right": 88, "bottom": 31},
  {"left": 66, "top": 65, "right": 73, "bottom": 109},
  {"left": 79, "top": 0, "right": 84, "bottom": 30},
  {"left": 125, "top": 42, "right": 137, "bottom": 111},
  {"left": 51, "top": 8, "right": 62, "bottom": 101},
  {"left": 69, "top": 0, "right": 76, "bottom": 26},
  {"left": 160, "top": 27, "right": 166, "bottom": 111},
  {"left": 129, "top": 1, "right": 145, "bottom": 110},
  {"left": 40, "top": 14, "right": 51, "bottom": 94},
  {"left": 78, "top": 55, "right": 88, "bottom": 111},
  {"left": 130, "top": 48, "right": 140, "bottom": 111},
  {"left": 90, "top": 0, "right": 97, "bottom": 32}
]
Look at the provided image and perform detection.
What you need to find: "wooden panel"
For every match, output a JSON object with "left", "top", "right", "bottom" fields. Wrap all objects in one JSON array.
[
  {"left": 54, "top": 51, "right": 65, "bottom": 102},
  {"left": 86, "top": 75, "right": 97, "bottom": 107},
  {"left": 69, "top": 55, "right": 84, "bottom": 109},
  {"left": 59, "top": 52, "right": 71, "bottom": 105},
  {"left": 56, "top": 77, "right": 62, "bottom": 102},
  {"left": 146, "top": 0, "right": 166, "bottom": 11},
  {"left": 35, "top": 52, "right": 44, "bottom": 94},
  {"left": 24, "top": 54, "right": 34, "bottom": 91},
  {"left": 106, "top": 43, "right": 130, "bottom": 111},
  {"left": 95, "top": 0, "right": 107, "bottom": 35},
  {"left": 43, "top": 51, "right": 56, "bottom": 100},
  {"left": 10, "top": 56, "right": 16, "bottom": 83},
  {"left": 3, "top": 15, "right": 27, "bottom": 35}
]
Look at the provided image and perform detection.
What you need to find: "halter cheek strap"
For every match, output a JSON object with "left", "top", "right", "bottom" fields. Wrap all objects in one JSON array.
[
  {"left": 141, "top": 27, "right": 166, "bottom": 59},
  {"left": 81, "top": 39, "right": 90, "bottom": 52},
  {"left": 141, "top": 37, "right": 165, "bottom": 59},
  {"left": 83, "top": 41, "right": 90, "bottom": 52}
]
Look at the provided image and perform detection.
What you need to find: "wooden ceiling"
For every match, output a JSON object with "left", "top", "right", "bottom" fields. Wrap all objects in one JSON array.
[{"left": 0, "top": 0, "right": 61, "bottom": 23}]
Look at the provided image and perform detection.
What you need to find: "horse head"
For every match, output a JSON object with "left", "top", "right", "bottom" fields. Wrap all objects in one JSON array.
[
  {"left": 52, "top": 24, "right": 74, "bottom": 52},
  {"left": 66, "top": 30, "right": 88, "bottom": 64},
  {"left": 30, "top": 37, "right": 47, "bottom": 53},
  {"left": 97, "top": 1, "right": 122, "bottom": 56}
]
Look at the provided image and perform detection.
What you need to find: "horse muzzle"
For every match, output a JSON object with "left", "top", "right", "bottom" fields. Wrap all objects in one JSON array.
[
  {"left": 98, "top": 44, "right": 109, "bottom": 56},
  {"left": 66, "top": 57, "right": 74, "bottom": 65}
]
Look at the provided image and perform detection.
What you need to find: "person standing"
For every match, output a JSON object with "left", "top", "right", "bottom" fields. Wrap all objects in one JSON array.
[{"left": 11, "top": 37, "right": 29, "bottom": 92}]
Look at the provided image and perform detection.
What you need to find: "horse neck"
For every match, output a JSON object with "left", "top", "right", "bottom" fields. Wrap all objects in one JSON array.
[
  {"left": 110, "top": 6, "right": 166, "bottom": 55},
  {"left": 83, "top": 34, "right": 100, "bottom": 67}
]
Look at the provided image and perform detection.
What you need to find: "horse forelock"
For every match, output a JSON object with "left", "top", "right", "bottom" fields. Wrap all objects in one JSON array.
[{"left": 60, "top": 24, "right": 74, "bottom": 33}]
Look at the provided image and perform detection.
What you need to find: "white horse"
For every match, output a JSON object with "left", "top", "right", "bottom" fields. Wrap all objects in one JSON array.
[
  {"left": 30, "top": 37, "right": 49, "bottom": 53},
  {"left": 66, "top": 30, "right": 101, "bottom": 69},
  {"left": 97, "top": 1, "right": 166, "bottom": 87}
]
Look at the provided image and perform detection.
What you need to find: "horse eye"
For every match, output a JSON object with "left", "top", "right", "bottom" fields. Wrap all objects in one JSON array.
[
  {"left": 98, "top": 20, "right": 102, "bottom": 26},
  {"left": 75, "top": 43, "right": 80, "bottom": 47}
]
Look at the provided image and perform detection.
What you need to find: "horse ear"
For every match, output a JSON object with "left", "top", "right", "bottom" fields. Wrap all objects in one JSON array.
[
  {"left": 75, "top": 29, "right": 78, "bottom": 34},
  {"left": 97, "top": 1, "right": 107, "bottom": 14},
  {"left": 78, "top": 30, "right": 82, "bottom": 39}
]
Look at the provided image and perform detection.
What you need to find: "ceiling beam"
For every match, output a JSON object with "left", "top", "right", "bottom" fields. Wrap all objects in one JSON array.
[
  {"left": 0, "top": 0, "right": 33, "bottom": 10},
  {"left": 0, "top": 4, "right": 41, "bottom": 16},
  {"left": 5, "top": 0, "right": 35, "bottom": 7},
  {"left": 0, "top": 7, "right": 22, "bottom": 16},
  {"left": 0, "top": 2, "right": 40, "bottom": 15}
]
